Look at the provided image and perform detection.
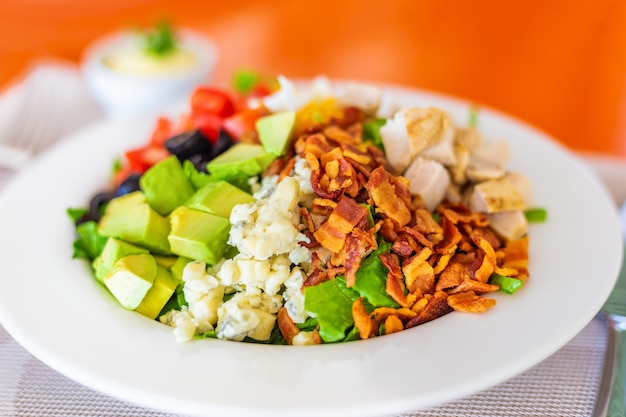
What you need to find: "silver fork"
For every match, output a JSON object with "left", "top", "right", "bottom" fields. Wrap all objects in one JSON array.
[{"left": 592, "top": 205, "right": 626, "bottom": 417}]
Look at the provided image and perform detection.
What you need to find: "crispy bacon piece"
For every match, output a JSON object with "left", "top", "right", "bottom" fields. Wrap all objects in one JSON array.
[
  {"left": 379, "top": 253, "right": 410, "bottom": 307},
  {"left": 344, "top": 234, "right": 365, "bottom": 287},
  {"left": 413, "top": 209, "right": 444, "bottom": 243},
  {"left": 402, "top": 247, "right": 435, "bottom": 294},
  {"left": 501, "top": 237, "right": 529, "bottom": 282},
  {"left": 392, "top": 239, "right": 414, "bottom": 257},
  {"left": 440, "top": 203, "right": 489, "bottom": 227},
  {"left": 448, "top": 278, "right": 500, "bottom": 294},
  {"left": 371, "top": 307, "right": 417, "bottom": 322},
  {"left": 365, "top": 166, "right": 412, "bottom": 226},
  {"left": 367, "top": 145, "right": 396, "bottom": 175},
  {"left": 352, "top": 298, "right": 376, "bottom": 339},
  {"left": 300, "top": 207, "right": 316, "bottom": 232},
  {"left": 435, "top": 216, "right": 463, "bottom": 254},
  {"left": 405, "top": 291, "right": 453, "bottom": 328},
  {"left": 304, "top": 133, "right": 333, "bottom": 158},
  {"left": 277, "top": 307, "right": 300, "bottom": 345},
  {"left": 472, "top": 236, "right": 497, "bottom": 283},
  {"left": 447, "top": 291, "right": 496, "bottom": 313},
  {"left": 400, "top": 226, "right": 434, "bottom": 249},
  {"left": 341, "top": 142, "right": 373, "bottom": 165},
  {"left": 303, "top": 268, "right": 327, "bottom": 287},
  {"left": 435, "top": 262, "right": 469, "bottom": 292},
  {"left": 384, "top": 315, "right": 404, "bottom": 334},
  {"left": 278, "top": 157, "right": 297, "bottom": 181},
  {"left": 324, "top": 125, "right": 361, "bottom": 146},
  {"left": 313, "top": 196, "right": 368, "bottom": 253}
]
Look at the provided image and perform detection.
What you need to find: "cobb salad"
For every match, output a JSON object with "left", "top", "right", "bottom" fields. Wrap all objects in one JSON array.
[{"left": 68, "top": 72, "right": 545, "bottom": 345}]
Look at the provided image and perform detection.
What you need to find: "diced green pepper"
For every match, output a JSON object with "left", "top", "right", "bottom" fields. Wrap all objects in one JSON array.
[
  {"left": 489, "top": 274, "right": 524, "bottom": 294},
  {"left": 524, "top": 207, "right": 548, "bottom": 223}
]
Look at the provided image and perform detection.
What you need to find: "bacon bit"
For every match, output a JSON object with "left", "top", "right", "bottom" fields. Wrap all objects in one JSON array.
[
  {"left": 432, "top": 253, "right": 452, "bottom": 274},
  {"left": 435, "top": 216, "right": 463, "bottom": 254},
  {"left": 413, "top": 209, "right": 444, "bottom": 243},
  {"left": 311, "top": 168, "right": 342, "bottom": 200},
  {"left": 435, "top": 262, "right": 469, "bottom": 292},
  {"left": 303, "top": 268, "right": 327, "bottom": 287},
  {"left": 278, "top": 157, "right": 297, "bottom": 181},
  {"left": 400, "top": 226, "right": 434, "bottom": 249},
  {"left": 371, "top": 307, "right": 417, "bottom": 322},
  {"left": 314, "top": 195, "right": 369, "bottom": 253},
  {"left": 345, "top": 123, "right": 364, "bottom": 143},
  {"left": 473, "top": 237, "right": 497, "bottom": 283},
  {"left": 386, "top": 272, "right": 409, "bottom": 307},
  {"left": 365, "top": 166, "right": 412, "bottom": 226},
  {"left": 341, "top": 143, "right": 373, "bottom": 165},
  {"left": 324, "top": 125, "right": 361, "bottom": 146},
  {"left": 312, "top": 329, "right": 322, "bottom": 344},
  {"left": 447, "top": 291, "right": 496, "bottom": 313},
  {"left": 346, "top": 158, "right": 373, "bottom": 180},
  {"left": 325, "top": 159, "right": 340, "bottom": 179},
  {"left": 402, "top": 249, "right": 435, "bottom": 294},
  {"left": 405, "top": 291, "right": 453, "bottom": 328},
  {"left": 311, "top": 198, "right": 337, "bottom": 216},
  {"left": 299, "top": 231, "right": 320, "bottom": 249},
  {"left": 277, "top": 307, "right": 300, "bottom": 345},
  {"left": 440, "top": 204, "right": 489, "bottom": 227},
  {"left": 300, "top": 207, "right": 316, "bottom": 232},
  {"left": 352, "top": 298, "right": 376, "bottom": 339},
  {"left": 380, "top": 218, "right": 399, "bottom": 242},
  {"left": 411, "top": 296, "right": 429, "bottom": 314},
  {"left": 471, "top": 226, "right": 502, "bottom": 250},
  {"left": 495, "top": 266, "right": 519, "bottom": 277},
  {"left": 320, "top": 147, "right": 344, "bottom": 167},
  {"left": 326, "top": 267, "right": 346, "bottom": 280},
  {"left": 304, "top": 133, "right": 332, "bottom": 158},
  {"left": 384, "top": 315, "right": 404, "bottom": 334},
  {"left": 448, "top": 278, "right": 500, "bottom": 294},
  {"left": 367, "top": 145, "right": 397, "bottom": 175},
  {"left": 501, "top": 237, "right": 529, "bottom": 282},
  {"left": 344, "top": 233, "right": 366, "bottom": 287},
  {"left": 392, "top": 239, "right": 414, "bottom": 257},
  {"left": 310, "top": 251, "right": 323, "bottom": 270}
]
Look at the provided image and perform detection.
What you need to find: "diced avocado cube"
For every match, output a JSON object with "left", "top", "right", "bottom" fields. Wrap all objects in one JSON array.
[
  {"left": 168, "top": 206, "right": 231, "bottom": 265},
  {"left": 104, "top": 253, "right": 158, "bottom": 310},
  {"left": 207, "top": 143, "right": 276, "bottom": 180},
  {"left": 93, "top": 237, "right": 150, "bottom": 282},
  {"left": 256, "top": 111, "right": 296, "bottom": 156},
  {"left": 134, "top": 266, "right": 178, "bottom": 319},
  {"left": 170, "top": 256, "right": 192, "bottom": 283},
  {"left": 153, "top": 255, "right": 178, "bottom": 269},
  {"left": 92, "top": 256, "right": 108, "bottom": 283},
  {"left": 186, "top": 181, "right": 255, "bottom": 218},
  {"left": 140, "top": 155, "right": 196, "bottom": 216},
  {"left": 98, "top": 191, "right": 171, "bottom": 254}
]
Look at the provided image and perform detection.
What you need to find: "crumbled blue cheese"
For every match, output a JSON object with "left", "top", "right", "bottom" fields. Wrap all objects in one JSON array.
[{"left": 162, "top": 174, "right": 315, "bottom": 343}]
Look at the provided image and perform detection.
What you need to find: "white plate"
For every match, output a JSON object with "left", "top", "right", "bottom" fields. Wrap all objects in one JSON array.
[{"left": 0, "top": 85, "right": 622, "bottom": 417}]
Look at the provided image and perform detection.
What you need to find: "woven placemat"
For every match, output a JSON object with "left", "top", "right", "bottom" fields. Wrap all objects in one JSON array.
[{"left": 0, "top": 316, "right": 606, "bottom": 417}]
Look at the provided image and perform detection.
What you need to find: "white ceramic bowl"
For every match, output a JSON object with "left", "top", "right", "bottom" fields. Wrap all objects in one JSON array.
[{"left": 81, "top": 29, "right": 218, "bottom": 119}]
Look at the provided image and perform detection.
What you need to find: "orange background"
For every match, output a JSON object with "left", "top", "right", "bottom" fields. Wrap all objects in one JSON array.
[{"left": 1, "top": 0, "right": 625, "bottom": 157}]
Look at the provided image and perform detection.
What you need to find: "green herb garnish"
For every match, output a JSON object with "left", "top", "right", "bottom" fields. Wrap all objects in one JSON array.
[{"left": 143, "top": 21, "right": 177, "bottom": 56}]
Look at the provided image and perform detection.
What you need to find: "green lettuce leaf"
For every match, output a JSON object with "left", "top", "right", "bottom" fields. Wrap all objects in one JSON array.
[{"left": 304, "top": 277, "right": 360, "bottom": 342}]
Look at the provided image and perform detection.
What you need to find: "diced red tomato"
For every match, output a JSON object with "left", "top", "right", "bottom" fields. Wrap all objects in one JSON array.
[
  {"left": 149, "top": 117, "right": 173, "bottom": 146},
  {"left": 190, "top": 87, "right": 235, "bottom": 118},
  {"left": 249, "top": 83, "right": 274, "bottom": 98},
  {"left": 190, "top": 111, "right": 222, "bottom": 141},
  {"left": 124, "top": 145, "right": 170, "bottom": 173},
  {"left": 222, "top": 108, "right": 267, "bottom": 141}
]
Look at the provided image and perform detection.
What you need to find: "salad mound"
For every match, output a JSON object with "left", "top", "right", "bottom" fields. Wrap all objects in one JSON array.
[{"left": 69, "top": 73, "right": 544, "bottom": 345}]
